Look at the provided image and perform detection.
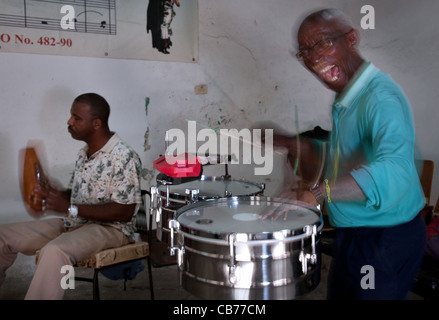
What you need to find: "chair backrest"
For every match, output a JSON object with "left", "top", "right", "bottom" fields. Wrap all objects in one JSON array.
[
  {"left": 420, "top": 160, "right": 434, "bottom": 205},
  {"left": 434, "top": 197, "right": 439, "bottom": 217}
]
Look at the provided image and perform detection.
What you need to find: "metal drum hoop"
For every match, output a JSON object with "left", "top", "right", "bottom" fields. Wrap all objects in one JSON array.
[
  {"left": 151, "top": 177, "right": 265, "bottom": 244},
  {"left": 157, "top": 175, "right": 265, "bottom": 204},
  {"left": 172, "top": 196, "right": 322, "bottom": 240}
]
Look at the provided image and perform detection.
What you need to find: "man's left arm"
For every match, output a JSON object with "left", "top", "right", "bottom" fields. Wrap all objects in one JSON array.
[
  {"left": 44, "top": 186, "right": 138, "bottom": 222},
  {"left": 302, "top": 97, "right": 416, "bottom": 207},
  {"left": 45, "top": 150, "right": 142, "bottom": 222}
]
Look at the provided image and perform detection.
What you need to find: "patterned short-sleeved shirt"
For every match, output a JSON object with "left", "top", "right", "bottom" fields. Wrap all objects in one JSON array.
[{"left": 63, "top": 133, "right": 142, "bottom": 240}]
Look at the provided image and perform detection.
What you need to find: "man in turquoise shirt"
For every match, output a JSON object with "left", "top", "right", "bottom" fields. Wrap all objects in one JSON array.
[
  {"left": 272, "top": 8, "right": 426, "bottom": 299},
  {"left": 327, "top": 61, "right": 425, "bottom": 228}
]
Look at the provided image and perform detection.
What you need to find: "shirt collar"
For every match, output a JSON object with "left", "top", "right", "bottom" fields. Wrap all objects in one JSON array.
[
  {"left": 333, "top": 61, "right": 379, "bottom": 108},
  {"left": 81, "top": 132, "right": 120, "bottom": 158},
  {"left": 100, "top": 132, "right": 120, "bottom": 154}
]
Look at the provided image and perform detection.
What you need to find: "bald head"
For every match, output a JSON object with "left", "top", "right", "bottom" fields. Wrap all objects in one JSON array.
[{"left": 298, "top": 8, "right": 354, "bottom": 35}]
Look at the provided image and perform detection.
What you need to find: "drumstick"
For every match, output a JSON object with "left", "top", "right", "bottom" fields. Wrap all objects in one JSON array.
[{"left": 290, "top": 105, "right": 300, "bottom": 189}]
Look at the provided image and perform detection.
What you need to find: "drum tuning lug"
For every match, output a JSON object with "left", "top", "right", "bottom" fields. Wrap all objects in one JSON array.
[
  {"left": 299, "top": 251, "right": 315, "bottom": 275},
  {"left": 300, "top": 225, "right": 318, "bottom": 275},
  {"left": 169, "top": 245, "right": 184, "bottom": 268},
  {"left": 177, "top": 246, "right": 184, "bottom": 267},
  {"left": 185, "top": 188, "right": 199, "bottom": 202},
  {"left": 229, "top": 265, "right": 238, "bottom": 285},
  {"left": 149, "top": 186, "right": 162, "bottom": 223},
  {"left": 149, "top": 186, "right": 158, "bottom": 209},
  {"left": 169, "top": 247, "right": 177, "bottom": 256},
  {"left": 168, "top": 219, "right": 180, "bottom": 256},
  {"left": 228, "top": 233, "right": 239, "bottom": 284}
]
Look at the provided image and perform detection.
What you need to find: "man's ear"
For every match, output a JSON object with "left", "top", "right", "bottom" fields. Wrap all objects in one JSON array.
[
  {"left": 345, "top": 29, "right": 360, "bottom": 51},
  {"left": 93, "top": 118, "right": 102, "bottom": 130}
]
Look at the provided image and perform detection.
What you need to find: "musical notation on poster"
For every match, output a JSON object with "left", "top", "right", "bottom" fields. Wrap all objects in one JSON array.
[
  {"left": 0, "top": 0, "right": 199, "bottom": 63},
  {"left": 0, "top": 0, "right": 116, "bottom": 35}
]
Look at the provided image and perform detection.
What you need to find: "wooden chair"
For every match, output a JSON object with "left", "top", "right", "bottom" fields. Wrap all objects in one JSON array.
[
  {"left": 420, "top": 160, "right": 434, "bottom": 206},
  {"left": 419, "top": 160, "right": 435, "bottom": 224},
  {"left": 412, "top": 196, "right": 439, "bottom": 300},
  {"left": 434, "top": 197, "right": 439, "bottom": 218},
  {"left": 35, "top": 241, "right": 154, "bottom": 300},
  {"left": 409, "top": 160, "right": 439, "bottom": 299},
  {"left": 34, "top": 189, "right": 156, "bottom": 300}
]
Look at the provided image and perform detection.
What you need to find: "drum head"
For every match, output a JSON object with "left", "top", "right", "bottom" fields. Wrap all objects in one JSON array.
[
  {"left": 176, "top": 196, "right": 321, "bottom": 240},
  {"left": 158, "top": 176, "right": 264, "bottom": 200}
]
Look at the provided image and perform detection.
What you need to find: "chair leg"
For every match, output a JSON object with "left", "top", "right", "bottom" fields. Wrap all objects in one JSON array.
[
  {"left": 92, "top": 269, "right": 100, "bottom": 300},
  {"left": 146, "top": 256, "right": 155, "bottom": 300}
]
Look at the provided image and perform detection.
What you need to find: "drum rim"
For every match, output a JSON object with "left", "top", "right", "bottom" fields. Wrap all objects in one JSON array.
[
  {"left": 174, "top": 196, "right": 322, "bottom": 240},
  {"left": 157, "top": 175, "right": 265, "bottom": 200}
]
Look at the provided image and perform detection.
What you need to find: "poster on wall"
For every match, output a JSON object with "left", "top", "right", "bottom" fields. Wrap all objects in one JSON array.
[{"left": 0, "top": 0, "right": 198, "bottom": 62}]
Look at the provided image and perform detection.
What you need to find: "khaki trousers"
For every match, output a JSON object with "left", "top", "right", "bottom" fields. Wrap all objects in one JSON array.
[{"left": 0, "top": 218, "right": 129, "bottom": 300}]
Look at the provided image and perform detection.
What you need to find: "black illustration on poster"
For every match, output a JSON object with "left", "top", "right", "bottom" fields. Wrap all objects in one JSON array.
[{"left": 146, "top": 0, "right": 180, "bottom": 54}]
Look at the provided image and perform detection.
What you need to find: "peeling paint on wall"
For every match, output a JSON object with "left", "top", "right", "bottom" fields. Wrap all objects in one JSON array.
[
  {"left": 144, "top": 97, "right": 151, "bottom": 152},
  {"left": 142, "top": 97, "right": 154, "bottom": 185}
]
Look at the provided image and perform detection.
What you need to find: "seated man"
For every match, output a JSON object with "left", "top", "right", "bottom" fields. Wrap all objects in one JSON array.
[{"left": 0, "top": 93, "right": 142, "bottom": 299}]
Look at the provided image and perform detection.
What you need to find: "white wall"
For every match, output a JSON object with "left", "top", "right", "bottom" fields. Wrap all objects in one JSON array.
[{"left": 1, "top": 0, "right": 439, "bottom": 225}]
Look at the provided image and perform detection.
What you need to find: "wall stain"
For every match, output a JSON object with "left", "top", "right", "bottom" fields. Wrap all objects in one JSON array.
[{"left": 144, "top": 97, "right": 151, "bottom": 151}]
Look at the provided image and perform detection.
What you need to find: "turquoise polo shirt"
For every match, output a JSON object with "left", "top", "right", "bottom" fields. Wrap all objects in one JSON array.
[{"left": 325, "top": 61, "right": 425, "bottom": 227}]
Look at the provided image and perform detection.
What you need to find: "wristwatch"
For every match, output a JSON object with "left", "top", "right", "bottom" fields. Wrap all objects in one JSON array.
[
  {"left": 68, "top": 204, "right": 78, "bottom": 218},
  {"left": 310, "top": 183, "right": 325, "bottom": 204}
]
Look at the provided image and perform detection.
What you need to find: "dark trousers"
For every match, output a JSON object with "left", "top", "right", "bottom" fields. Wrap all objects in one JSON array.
[{"left": 327, "top": 214, "right": 426, "bottom": 300}]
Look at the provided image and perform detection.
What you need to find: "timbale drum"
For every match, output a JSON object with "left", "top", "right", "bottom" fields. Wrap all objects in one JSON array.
[
  {"left": 168, "top": 196, "right": 323, "bottom": 300},
  {"left": 150, "top": 175, "right": 265, "bottom": 243}
]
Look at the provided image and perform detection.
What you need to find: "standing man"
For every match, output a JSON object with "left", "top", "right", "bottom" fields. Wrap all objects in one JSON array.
[
  {"left": 274, "top": 8, "right": 426, "bottom": 299},
  {"left": 0, "top": 93, "right": 142, "bottom": 299}
]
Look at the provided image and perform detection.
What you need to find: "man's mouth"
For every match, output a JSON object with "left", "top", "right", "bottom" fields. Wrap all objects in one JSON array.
[{"left": 312, "top": 63, "right": 340, "bottom": 83}]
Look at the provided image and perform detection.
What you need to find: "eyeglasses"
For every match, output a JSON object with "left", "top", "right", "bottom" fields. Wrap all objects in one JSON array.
[{"left": 296, "top": 31, "right": 352, "bottom": 61}]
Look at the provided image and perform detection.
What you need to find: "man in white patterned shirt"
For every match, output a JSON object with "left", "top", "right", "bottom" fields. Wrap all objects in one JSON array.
[{"left": 0, "top": 93, "right": 142, "bottom": 299}]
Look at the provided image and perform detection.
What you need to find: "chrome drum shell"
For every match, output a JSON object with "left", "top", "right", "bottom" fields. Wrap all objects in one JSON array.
[
  {"left": 153, "top": 176, "right": 265, "bottom": 244},
  {"left": 170, "top": 197, "right": 322, "bottom": 300}
]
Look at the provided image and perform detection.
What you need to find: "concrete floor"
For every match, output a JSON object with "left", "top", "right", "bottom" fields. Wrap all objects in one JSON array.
[
  {"left": 0, "top": 232, "right": 423, "bottom": 301},
  {"left": 0, "top": 247, "right": 330, "bottom": 301},
  {"left": 0, "top": 245, "right": 429, "bottom": 320}
]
